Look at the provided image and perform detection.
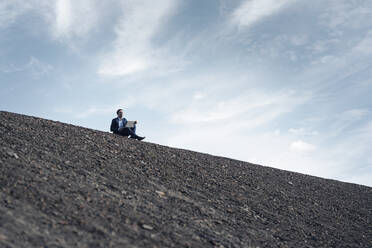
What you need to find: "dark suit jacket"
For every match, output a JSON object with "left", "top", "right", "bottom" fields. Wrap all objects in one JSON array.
[{"left": 110, "top": 117, "right": 127, "bottom": 134}]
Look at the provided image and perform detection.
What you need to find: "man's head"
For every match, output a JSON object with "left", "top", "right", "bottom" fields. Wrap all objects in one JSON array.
[{"left": 116, "top": 109, "right": 123, "bottom": 118}]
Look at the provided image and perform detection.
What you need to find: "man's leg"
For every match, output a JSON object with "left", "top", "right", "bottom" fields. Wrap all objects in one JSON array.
[
  {"left": 118, "top": 128, "right": 130, "bottom": 137},
  {"left": 118, "top": 126, "right": 144, "bottom": 140},
  {"left": 128, "top": 126, "right": 145, "bottom": 140},
  {"left": 131, "top": 125, "right": 136, "bottom": 133},
  {"left": 128, "top": 127, "right": 140, "bottom": 139}
]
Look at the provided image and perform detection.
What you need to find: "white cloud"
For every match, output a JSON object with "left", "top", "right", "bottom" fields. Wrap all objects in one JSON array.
[
  {"left": 289, "top": 128, "right": 305, "bottom": 135},
  {"left": 50, "top": 0, "right": 100, "bottom": 41},
  {"left": 310, "top": 39, "right": 341, "bottom": 54},
  {"left": 27, "top": 57, "right": 53, "bottom": 76},
  {"left": 340, "top": 109, "right": 369, "bottom": 121},
  {"left": 316, "top": 55, "right": 338, "bottom": 65},
  {"left": 0, "top": 1, "right": 21, "bottom": 28},
  {"left": 231, "top": 0, "right": 296, "bottom": 29},
  {"left": 325, "top": 109, "right": 369, "bottom": 138},
  {"left": 316, "top": 120, "right": 372, "bottom": 186},
  {"left": 290, "top": 34, "right": 308, "bottom": 46},
  {"left": 352, "top": 31, "right": 372, "bottom": 55},
  {"left": 164, "top": 87, "right": 312, "bottom": 166},
  {"left": 0, "top": 1, "right": 33, "bottom": 28},
  {"left": 0, "top": 1, "right": 53, "bottom": 29},
  {"left": 55, "top": 0, "right": 72, "bottom": 37},
  {"left": 193, "top": 92, "right": 206, "bottom": 100},
  {"left": 297, "top": 42, "right": 371, "bottom": 93},
  {"left": 53, "top": 105, "right": 113, "bottom": 119},
  {"left": 0, "top": 57, "right": 52, "bottom": 76},
  {"left": 98, "top": 0, "right": 179, "bottom": 77},
  {"left": 288, "top": 128, "right": 318, "bottom": 136},
  {"left": 170, "top": 89, "right": 310, "bottom": 125},
  {"left": 290, "top": 140, "right": 317, "bottom": 153},
  {"left": 0, "top": 0, "right": 100, "bottom": 43},
  {"left": 319, "top": 1, "right": 372, "bottom": 30},
  {"left": 0, "top": 63, "right": 23, "bottom": 74}
]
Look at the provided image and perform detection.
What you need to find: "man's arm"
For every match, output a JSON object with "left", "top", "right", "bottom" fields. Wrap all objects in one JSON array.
[
  {"left": 110, "top": 119, "right": 117, "bottom": 132},
  {"left": 122, "top": 118, "right": 128, "bottom": 129}
]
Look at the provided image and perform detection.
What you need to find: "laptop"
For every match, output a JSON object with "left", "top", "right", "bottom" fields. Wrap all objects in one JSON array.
[{"left": 125, "top": 121, "right": 136, "bottom": 128}]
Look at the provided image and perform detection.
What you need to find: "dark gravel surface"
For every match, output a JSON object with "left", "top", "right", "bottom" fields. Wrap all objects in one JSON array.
[{"left": 1, "top": 110, "right": 372, "bottom": 248}]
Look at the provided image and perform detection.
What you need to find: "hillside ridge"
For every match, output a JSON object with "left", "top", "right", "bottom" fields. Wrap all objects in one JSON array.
[{"left": 1, "top": 110, "right": 372, "bottom": 247}]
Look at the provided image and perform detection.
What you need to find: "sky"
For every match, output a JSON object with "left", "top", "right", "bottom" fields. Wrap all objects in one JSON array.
[{"left": 1, "top": 0, "right": 372, "bottom": 187}]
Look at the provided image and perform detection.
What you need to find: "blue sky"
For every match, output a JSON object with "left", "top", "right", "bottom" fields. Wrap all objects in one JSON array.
[{"left": 1, "top": 0, "right": 372, "bottom": 187}]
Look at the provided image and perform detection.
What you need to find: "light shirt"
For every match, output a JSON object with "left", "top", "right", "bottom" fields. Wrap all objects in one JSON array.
[{"left": 118, "top": 118, "right": 124, "bottom": 130}]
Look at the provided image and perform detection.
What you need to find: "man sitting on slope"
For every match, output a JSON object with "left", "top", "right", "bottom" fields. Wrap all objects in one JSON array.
[{"left": 110, "top": 109, "right": 145, "bottom": 141}]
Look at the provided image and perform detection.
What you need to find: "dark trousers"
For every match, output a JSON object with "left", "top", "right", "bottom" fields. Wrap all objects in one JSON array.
[{"left": 115, "top": 127, "right": 139, "bottom": 139}]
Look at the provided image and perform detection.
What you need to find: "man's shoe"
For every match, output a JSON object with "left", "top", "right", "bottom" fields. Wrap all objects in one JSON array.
[{"left": 137, "top": 136, "right": 145, "bottom": 141}]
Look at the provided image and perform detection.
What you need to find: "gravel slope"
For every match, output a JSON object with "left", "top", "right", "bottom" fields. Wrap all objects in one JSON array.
[{"left": 1, "top": 110, "right": 371, "bottom": 248}]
